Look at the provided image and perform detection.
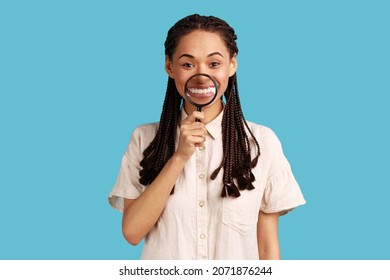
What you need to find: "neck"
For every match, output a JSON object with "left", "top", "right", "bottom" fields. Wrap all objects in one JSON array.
[{"left": 184, "top": 100, "right": 223, "bottom": 124}]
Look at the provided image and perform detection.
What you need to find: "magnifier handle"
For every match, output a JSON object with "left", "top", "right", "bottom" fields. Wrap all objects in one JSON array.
[{"left": 195, "top": 107, "right": 201, "bottom": 122}]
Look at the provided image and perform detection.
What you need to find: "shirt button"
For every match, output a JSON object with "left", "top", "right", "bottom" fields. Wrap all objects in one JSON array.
[
  {"left": 199, "top": 201, "right": 205, "bottom": 207},
  {"left": 198, "top": 146, "right": 205, "bottom": 151},
  {"left": 200, "top": 233, "right": 206, "bottom": 239},
  {"left": 198, "top": 174, "right": 205, "bottom": 179}
]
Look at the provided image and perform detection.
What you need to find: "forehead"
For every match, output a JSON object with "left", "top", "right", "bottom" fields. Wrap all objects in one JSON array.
[{"left": 173, "top": 30, "right": 229, "bottom": 58}]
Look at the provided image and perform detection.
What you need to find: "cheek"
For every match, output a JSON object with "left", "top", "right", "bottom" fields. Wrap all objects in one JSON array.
[
  {"left": 170, "top": 66, "right": 188, "bottom": 94},
  {"left": 215, "top": 69, "right": 231, "bottom": 94},
  {"left": 174, "top": 79, "right": 186, "bottom": 98}
]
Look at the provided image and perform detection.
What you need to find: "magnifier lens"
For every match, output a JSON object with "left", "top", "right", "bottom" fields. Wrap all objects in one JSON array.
[{"left": 184, "top": 74, "right": 218, "bottom": 111}]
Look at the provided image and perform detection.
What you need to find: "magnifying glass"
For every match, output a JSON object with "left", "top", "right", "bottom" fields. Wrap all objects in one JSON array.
[{"left": 184, "top": 73, "right": 218, "bottom": 121}]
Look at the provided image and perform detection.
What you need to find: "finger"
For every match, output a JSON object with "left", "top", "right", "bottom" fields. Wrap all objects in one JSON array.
[
  {"left": 180, "top": 126, "right": 206, "bottom": 140},
  {"left": 192, "top": 111, "right": 205, "bottom": 122},
  {"left": 189, "top": 122, "right": 206, "bottom": 131},
  {"left": 195, "top": 137, "right": 206, "bottom": 148},
  {"left": 180, "top": 122, "right": 205, "bottom": 135},
  {"left": 182, "top": 111, "right": 205, "bottom": 124},
  {"left": 188, "top": 135, "right": 206, "bottom": 146},
  {"left": 190, "top": 128, "right": 207, "bottom": 137}
]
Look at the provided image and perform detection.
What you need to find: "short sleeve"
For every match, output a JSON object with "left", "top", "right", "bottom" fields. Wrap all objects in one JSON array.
[
  {"left": 260, "top": 130, "right": 306, "bottom": 215},
  {"left": 108, "top": 124, "right": 157, "bottom": 213}
]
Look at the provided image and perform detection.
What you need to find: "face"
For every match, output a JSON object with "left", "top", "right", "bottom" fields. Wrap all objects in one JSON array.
[{"left": 165, "top": 30, "right": 237, "bottom": 116}]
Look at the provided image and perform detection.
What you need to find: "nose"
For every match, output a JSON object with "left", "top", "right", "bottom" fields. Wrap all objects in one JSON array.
[
  {"left": 197, "top": 63, "right": 208, "bottom": 74},
  {"left": 193, "top": 73, "right": 210, "bottom": 84}
]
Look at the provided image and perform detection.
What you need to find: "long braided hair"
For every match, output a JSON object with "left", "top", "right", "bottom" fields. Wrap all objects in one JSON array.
[{"left": 139, "top": 14, "right": 261, "bottom": 198}]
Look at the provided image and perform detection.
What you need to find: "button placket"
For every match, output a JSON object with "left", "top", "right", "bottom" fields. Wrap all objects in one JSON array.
[{"left": 195, "top": 147, "right": 208, "bottom": 259}]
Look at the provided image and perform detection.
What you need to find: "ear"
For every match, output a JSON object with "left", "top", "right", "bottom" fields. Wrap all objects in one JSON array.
[
  {"left": 229, "top": 53, "right": 238, "bottom": 77},
  {"left": 165, "top": 56, "right": 175, "bottom": 78}
]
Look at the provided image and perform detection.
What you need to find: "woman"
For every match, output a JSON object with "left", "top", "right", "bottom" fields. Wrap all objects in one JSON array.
[{"left": 109, "top": 14, "right": 305, "bottom": 260}]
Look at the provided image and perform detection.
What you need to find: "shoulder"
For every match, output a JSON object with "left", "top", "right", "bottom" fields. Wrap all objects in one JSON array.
[
  {"left": 245, "top": 120, "right": 282, "bottom": 149},
  {"left": 132, "top": 122, "right": 159, "bottom": 138},
  {"left": 126, "top": 122, "right": 159, "bottom": 156}
]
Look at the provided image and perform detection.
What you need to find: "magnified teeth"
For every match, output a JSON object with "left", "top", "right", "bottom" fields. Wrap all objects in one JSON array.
[{"left": 188, "top": 87, "right": 216, "bottom": 94}]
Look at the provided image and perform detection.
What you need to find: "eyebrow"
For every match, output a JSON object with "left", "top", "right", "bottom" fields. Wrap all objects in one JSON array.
[
  {"left": 177, "top": 52, "right": 224, "bottom": 60},
  {"left": 208, "top": 52, "right": 224, "bottom": 58}
]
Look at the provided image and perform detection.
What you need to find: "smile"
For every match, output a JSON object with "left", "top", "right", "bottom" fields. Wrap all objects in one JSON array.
[{"left": 188, "top": 87, "right": 216, "bottom": 95}]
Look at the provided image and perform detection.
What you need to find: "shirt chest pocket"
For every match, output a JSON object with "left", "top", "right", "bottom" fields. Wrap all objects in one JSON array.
[{"left": 221, "top": 188, "right": 261, "bottom": 235}]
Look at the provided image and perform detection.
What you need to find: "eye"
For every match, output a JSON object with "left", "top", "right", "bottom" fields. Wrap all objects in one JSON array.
[
  {"left": 210, "top": 62, "right": 220, "bottom": 68},
  {"left": 182, "top": 62, "right": 194, "bottom": 68}
]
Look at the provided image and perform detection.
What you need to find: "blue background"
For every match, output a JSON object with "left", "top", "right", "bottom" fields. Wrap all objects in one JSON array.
[{"left": 1, "top": 0, "right": 389, "bottom": 260}]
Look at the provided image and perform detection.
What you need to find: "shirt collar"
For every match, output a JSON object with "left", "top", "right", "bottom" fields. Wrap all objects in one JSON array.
[{"left": 180, "top": 106, "right": 223, "bottom": 140}]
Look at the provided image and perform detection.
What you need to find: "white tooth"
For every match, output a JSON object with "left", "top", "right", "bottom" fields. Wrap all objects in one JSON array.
[{"left": 189, "top": 88, "right": 216, "bottom": 94}]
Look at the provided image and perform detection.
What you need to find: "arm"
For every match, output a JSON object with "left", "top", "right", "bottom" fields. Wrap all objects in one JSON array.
[
  {"left": 122, "top": 111, "right": 206, "bottom": 245},
  {"left": 257, "top": 211, "right": 281, "bottom": 260}
]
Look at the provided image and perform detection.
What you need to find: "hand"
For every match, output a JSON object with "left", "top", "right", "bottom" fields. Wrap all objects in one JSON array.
[{"left": 175, "top": 111, "right": 207, "bottom": 160}]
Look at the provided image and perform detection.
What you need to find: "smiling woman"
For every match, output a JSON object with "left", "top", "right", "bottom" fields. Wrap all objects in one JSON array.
[
  {"left": 108, "top": 14, "right": 305, "bottom": 260},
  {"left": 165, "top": 30, "right": 236, "bottom": 121}
]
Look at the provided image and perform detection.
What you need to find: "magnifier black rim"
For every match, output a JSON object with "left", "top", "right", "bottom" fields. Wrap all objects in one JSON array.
[{"left": 184, "top": 73, "right": 218, "bottom": 109}]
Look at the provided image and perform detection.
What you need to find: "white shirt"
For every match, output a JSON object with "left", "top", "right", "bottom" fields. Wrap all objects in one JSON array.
[{"left": 108, "top": 109, "right": 306, "bottom": 259}]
